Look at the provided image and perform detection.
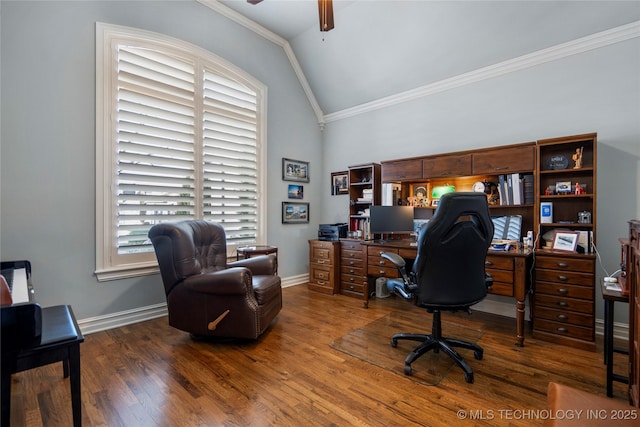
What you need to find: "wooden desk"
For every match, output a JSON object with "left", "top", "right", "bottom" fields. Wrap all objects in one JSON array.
[{"left": 362, "top": 239, "right": 533, "bottom": 346}]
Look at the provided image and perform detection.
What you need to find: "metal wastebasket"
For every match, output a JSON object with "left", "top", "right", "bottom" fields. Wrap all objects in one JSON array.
[{"left": 375, "top": 277, "right": 390, "bottom": 298}]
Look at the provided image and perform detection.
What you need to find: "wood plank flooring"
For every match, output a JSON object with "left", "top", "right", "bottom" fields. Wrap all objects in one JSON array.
[{"left": 7, "top": 284, "right": 631, "bottom": 426}]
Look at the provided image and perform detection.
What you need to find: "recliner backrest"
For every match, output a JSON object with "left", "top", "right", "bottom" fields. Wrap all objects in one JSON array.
[
  {"left": 148, "top": 220, "right": 228, "bottom": 295},
  {"left": 412, "top": 192, "right": 494, "bottom": 308}
]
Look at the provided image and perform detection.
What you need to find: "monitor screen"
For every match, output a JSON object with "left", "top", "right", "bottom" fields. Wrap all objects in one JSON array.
[{"left": 369, "top": 206, "right": 415, "bottom": 235}]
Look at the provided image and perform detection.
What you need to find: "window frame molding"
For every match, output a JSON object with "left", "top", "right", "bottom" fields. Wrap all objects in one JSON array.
[{"left": 95, "top": 22, "right": 267, "bottom": 282}]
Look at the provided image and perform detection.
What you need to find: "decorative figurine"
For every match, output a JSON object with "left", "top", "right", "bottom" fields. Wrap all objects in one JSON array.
[
  {"left": 572, "top": 146, "right": 583, "bottom": 169},
  {"left": 575, "top": 182, "right": 585, "bottom": 195},
  {"left": 545, "top": 186, "right": 552, "bottom": 195}
]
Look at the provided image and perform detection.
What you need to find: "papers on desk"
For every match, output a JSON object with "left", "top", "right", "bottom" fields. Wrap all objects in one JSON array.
[{"left": 604, "top": 280, "right": 622, "bottom": 292}]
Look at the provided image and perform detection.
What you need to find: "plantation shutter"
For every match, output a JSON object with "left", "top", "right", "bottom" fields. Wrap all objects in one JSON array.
[
  {"left": 202, "top": 69, "right": 258, "bottom": 247},
  {"left": 114, "top": 44, "right": 260, "bottom": 256}
]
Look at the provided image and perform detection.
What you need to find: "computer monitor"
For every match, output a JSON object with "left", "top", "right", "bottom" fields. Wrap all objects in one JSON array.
[{"left": 369, "top": 206, "right": 415, "bottom": 236}]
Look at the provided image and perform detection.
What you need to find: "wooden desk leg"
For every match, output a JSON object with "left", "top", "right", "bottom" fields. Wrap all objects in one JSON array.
[
  {"left": 514, "top": 257, "right": 527, "bottom": 347},
  {"left": 605, "top": 298, "right": 614, "bottom": 397}
]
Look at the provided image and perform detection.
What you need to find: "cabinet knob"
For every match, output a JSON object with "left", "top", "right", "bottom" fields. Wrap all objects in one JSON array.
[
  {"left": 556, "top": 327, "right": 569, "bottom": 333},
  {"left": 557, "top": 275, "right": 568, "bottom": 281},
  {"left": 317, "top": 260, "right": 325, "bottom": 264},
  {"left": 557, "top": 288, "right": 568, "bottom": 294},
  {"left": 485, "top": 260, "right": 493, "bottom": 266},
  {"left": 557, "top": 314, "right": 569, "bottom": 320},
  {"left": 557, "top": 301, "right": 568, "bottom": 307},
  {"left": 379, "top": 270, "right": 385, "bottom": 275},
  {"left": 557, "top": 262, "right": 569, "bottom": 268},
  {"left": 379, "top": 260, "right": 385, "bottom": 265}
]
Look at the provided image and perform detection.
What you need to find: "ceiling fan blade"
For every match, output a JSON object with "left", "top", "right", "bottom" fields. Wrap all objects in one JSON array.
[{"left": 318, "top": 0, "right": 334, "bottom": 32}]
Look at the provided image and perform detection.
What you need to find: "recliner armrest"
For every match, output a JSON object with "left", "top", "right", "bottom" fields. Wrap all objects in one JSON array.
[
  {"left": 228, "top": 254, "right": 277, "bottom": 276},
  {"left": 184, "top": 268, "right": 253, "bottom": 295}
]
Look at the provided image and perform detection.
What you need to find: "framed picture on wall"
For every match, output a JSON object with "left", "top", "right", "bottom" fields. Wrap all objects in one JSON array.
[
  {"left": 331, "top": 171, "right": 348, "bottom": 195},
  {"left": 282, "top": 202, "right": 309, "bottom": 224},
  {"left": 282, "top": 158, "right": 309, "bottom": 182},
  {"left": 288, "top": 184, "right": 304, "bottom": 199}
]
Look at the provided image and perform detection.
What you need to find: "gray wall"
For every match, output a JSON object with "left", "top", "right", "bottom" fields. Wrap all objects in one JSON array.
[
  {"left": 0, "top": 1, "right": 322, "bottom": 321},
  {"left": 319, "top": 36, "right": 640, "bottom": 323}
]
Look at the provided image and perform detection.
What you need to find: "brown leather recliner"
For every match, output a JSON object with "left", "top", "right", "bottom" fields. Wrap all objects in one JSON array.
[{"left": 148, "top": 220, "right": 282, "bottom": 340}]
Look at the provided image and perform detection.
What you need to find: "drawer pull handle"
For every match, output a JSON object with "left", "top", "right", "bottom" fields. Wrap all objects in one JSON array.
[
  {"left": 557, "top": 301, "right": 568, "bottom": 307},
  {"left": 485, "top": 260, "right": 493, "bottom": 266},
  {"left": 557, "top": 288, "right": 568, "bottom": 294},
  {"left": 317, "top": 260, "right": 325, "bottom": 264},
  {"left": 379, "top": 260, "right": 386, "bottom": 265},
  {"left": 350, "top": 261, "right": 355, "bottom": 265},
  {"left": 557, "top": 275, "right": 568, "bottom": 281},
  {"left": 556, "top": 327, "right": 569, "bottom": 333},
  {"left": 349, "top": 285, "right": 355, "bottom": 290},
  {"left": 379, "top": 251, "right": 384, "bottom": 256},
  {"left": 557, "top": 314, "right": 569, "bottom": 320},
  {"left": 557, "top": 262, "right": 569, "bottom": 268},
  {"left": 349, "top": 277, "right": 354, "bottom": 282},
  {"left": 379, "top": 270, "right": 385, "bottom": 275},
  {"left": 318, "top": 280, "right": 325, "bottom": 285},
  {"left": 349, "top": 269, "right": 354, "bottom": 274}
]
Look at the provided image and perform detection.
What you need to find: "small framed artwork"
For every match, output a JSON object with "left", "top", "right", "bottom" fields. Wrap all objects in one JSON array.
[
  {"left": 555, "top": 181, "right": 572, "bottom": 194},
  {"left": 282, "top": 202, "right": 309, "bottom": 224},
  {"left": 552, "top": 231, "right": 579, "bottom": 252},
  {"left": 331, "top": 171, "right": 349, "bottom": 195},
  {"left": 288, "top": 184, "right": 304, "bottom": 199},
  {"left": 282, "top": 158, "right": 309, "bottom": 182}
]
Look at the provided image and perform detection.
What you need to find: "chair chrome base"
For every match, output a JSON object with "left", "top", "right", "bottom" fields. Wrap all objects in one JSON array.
[{"left": 390, "top": 311, "right": 483, "bottom": 383}]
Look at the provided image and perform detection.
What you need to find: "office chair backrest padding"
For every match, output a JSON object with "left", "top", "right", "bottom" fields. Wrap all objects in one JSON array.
[{"left": 412, "top": 192, "right": 494, "bottom": 308}]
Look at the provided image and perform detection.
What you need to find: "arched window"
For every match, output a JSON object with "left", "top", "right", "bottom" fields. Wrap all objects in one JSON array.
[{"left": 95, "top": 23, "right": 266, "bottom": 281}]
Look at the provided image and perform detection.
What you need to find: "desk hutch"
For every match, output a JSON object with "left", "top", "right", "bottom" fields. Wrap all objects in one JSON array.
[{"left": 309, "top": 133, "right": 598, "bottom": 350}]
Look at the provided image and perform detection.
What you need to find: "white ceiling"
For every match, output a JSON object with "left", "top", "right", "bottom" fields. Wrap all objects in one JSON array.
[{"left": 216, "top": 1, "right": 640, "bottom": 115}]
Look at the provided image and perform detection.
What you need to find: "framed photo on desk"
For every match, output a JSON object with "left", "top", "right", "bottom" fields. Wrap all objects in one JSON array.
[{"left": 552, "top": 231, "right": 579, "bottom": 252}]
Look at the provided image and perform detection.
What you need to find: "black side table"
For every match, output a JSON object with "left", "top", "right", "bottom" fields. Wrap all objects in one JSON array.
[{"left": 601, "top": 279, "right": 629, "bottom": 397}]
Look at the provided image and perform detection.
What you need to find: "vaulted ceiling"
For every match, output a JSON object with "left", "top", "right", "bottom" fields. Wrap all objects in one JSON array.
[{"left": 209, "top": 1, "right": 640, "bottom": 118}]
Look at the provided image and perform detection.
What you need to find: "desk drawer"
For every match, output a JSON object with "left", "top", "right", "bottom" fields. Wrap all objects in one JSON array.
[
  {"left": 341, "top": 249, "right": 363, "bottom": 262},
  {"left": 367, "top": 265, "right": 399, "bottom": 278},
  {"left": 534, "top": 318, "right": 594, "bottom": 341},
  {"left": 310, "top": 264, "right": 334, "bottom": 284},
  {"left": 485, "top": 256, "right": 513, "bottom": 271},
  {"left": 341, "top": 265, "right": 363, "bottom": 276},
  {"left": 489, "top": 282, "right": 513, "bottom": 297},
  {"left": 534, "top": 294, "right": 593, "bottom": 315},
  {"left": 340, "top": 281, "right": 365, "bottom": 295},
  {"left": 368, "top": 246, "right": 398, "bottom": 257},
  {"left": 535, "top": 306, "right": 594, "bottom": 327},
  {"left": 535, "top": 256, "right": 594, "bottom": 273},
  {"left": 535, "top": 281, "right": 594, "bottom": 300},
  {"left": 535, "top": 269, "right": 593, "bottom": 287},
  {"left": 341, "top": 240, "right": 363, "bottom": 251}
]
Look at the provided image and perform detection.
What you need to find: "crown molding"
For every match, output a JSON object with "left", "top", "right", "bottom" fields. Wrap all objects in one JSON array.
[
  {"left": 198, "top": 0, "right": 325, "bottom": 127},
  {"left": 325, "top": 20, "right": 640, "bottom": 123}
]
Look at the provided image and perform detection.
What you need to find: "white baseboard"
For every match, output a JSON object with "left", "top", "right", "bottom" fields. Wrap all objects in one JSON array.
[{"left": 78, "top": 274, "right": 310, "bottom": 335}]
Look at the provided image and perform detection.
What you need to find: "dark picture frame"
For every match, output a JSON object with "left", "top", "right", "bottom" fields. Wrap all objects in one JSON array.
[
  {"left": 552, "top": 231, "right": 579, "bottom": 252},
  {"left": 282, "top": 158, "right": 309, "bottom": 182},
  {"left": 282, "top": 202, "right": 309, "bottom": 224},
  {"left": 287, "top": 184, "right": 304, "bottom": 199},
  {"left": 331, "top": 171, "right": 349, "bottom": 195}
]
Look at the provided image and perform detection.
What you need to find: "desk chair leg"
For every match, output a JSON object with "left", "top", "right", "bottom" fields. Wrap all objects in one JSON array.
[{"left": 69, "top": 344, "right": 82, "bottom": 427}]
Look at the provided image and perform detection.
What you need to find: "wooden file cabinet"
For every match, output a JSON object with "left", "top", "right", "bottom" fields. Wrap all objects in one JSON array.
[
  {"left": 533, "top": 253, "right": 596, "bottom": 351},
  {"left": 308, "top": 240, "right": 339, "bottom": 295},
  {"left": 339, "top": 239, "right": 366, "bottom": 299},
  {"left": 628, "top": 219, "right": 640, "bottom": 407}
]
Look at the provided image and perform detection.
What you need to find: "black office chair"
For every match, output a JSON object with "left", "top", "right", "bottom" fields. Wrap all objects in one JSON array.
[
  {"left": 1, "top": 273, "right": 84, "bottom": 426},
  {"left": 381, "top": 192, "right": 494, "bottom": 383}
]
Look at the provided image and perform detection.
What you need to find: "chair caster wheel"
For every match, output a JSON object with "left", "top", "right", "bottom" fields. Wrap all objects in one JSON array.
[
  {"left": 464, "top": 372, "right": 474, "bottom": 383},
  {"left": 391, "top": 338, "right": 398, "bottom": 348},
  {"left": 404, "top": 365, "right": 413, "bottom": 376},
  {"left": 474, "top": 350, "right": 483, "bottom": 360}
]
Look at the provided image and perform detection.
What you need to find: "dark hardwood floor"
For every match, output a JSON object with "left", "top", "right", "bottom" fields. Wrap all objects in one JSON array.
[{"left": 7, "top": 285, "right": 630, "bottom": 426}]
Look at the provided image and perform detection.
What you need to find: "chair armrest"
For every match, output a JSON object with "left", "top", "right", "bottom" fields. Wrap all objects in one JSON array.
[
  {"left": 183, "top": 268, "right": 252, "bottom": 295},
  {"left": 228, "top": 255, "right": 277, "bottom": 276},
  {"left": 380, "top": 252, "right": 405, "bottom": 269}
]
